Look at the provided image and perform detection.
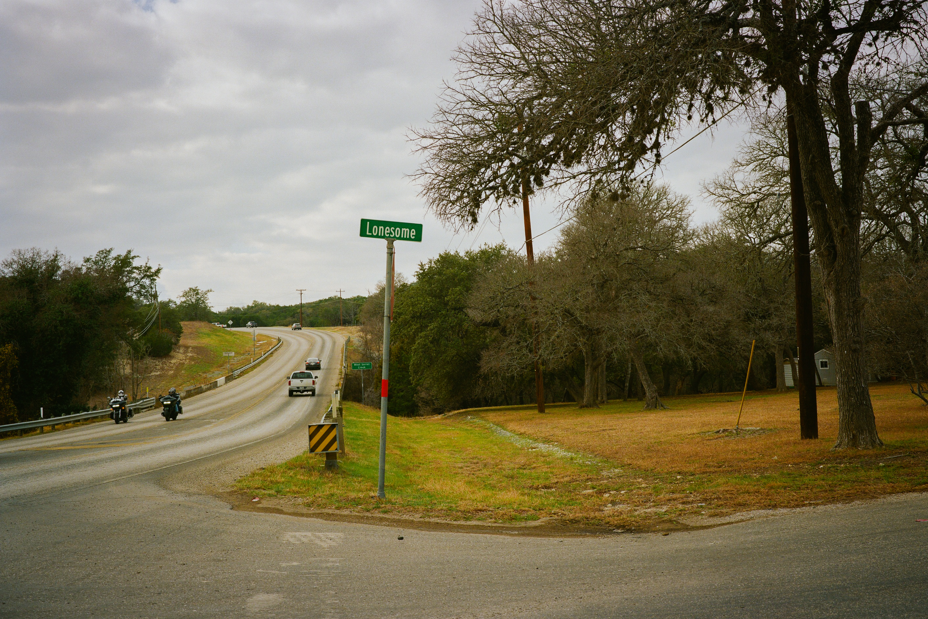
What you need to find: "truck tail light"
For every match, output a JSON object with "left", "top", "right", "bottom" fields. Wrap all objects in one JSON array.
[
  {"left": 312, "top": 380, "right": 316, "bottom": 385},
  {"left": 288, "top": 380, "right": 291, "bottom": 386}
]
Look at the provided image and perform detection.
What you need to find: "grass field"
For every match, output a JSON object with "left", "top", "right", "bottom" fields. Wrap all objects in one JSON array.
[
  {"left": 235, "top": 382, "right": 928, "bottom": 532},
  {"left": 142, "top": 321, "right": 276, "bottom": 397}
]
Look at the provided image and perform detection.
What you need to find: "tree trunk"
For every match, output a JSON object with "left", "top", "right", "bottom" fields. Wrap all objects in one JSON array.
[
  {"left": 623, "top": 357, "right": 633, "bottom": 401},
  {"left": 822, "top": 244, "right": 883, "bottom": 448},
  {"left": 688, "top": 368, "right": 706, "bottom": 394},
  {"left": 787, "top": 348, "right": 798, "bottom": 390},
  {"left": 579, "top": 338, "right": 605, "bottom": 408},
  {"left": 629, "top": 343, "right": 665, "bottom": 410},
  {"left": 598, "top": 360, "right": 608, "bottom": 404},
  {"left": 564, "top": 375, "right": 584, "bottom": 404},
  {"left": 775, "top": 345, "right": 787, "bottom": 392},
  {"left": 791, "top": 89, "right": 881, "bottom": 448}
]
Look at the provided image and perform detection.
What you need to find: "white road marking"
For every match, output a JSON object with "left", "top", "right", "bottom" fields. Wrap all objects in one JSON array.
[
  {"left": 282, "top": 532, "right": 344, "bottom": 548},
  {"left": 245, "top": 593, "right": 284, "bottom": 613}
]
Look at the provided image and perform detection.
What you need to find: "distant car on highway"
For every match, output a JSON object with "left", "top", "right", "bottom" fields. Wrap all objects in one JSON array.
[
  {"left": 291, "top": 323, "right": 302, "bottom": 330},
  {"left": 287, "top": 371, "right": 316, "bottom": 396},
  {"left": 305, "top": 357, "right": 321, "bottom": 370},
  {"left": 246, "top": 321, "right": 257, "bottom": 328}
]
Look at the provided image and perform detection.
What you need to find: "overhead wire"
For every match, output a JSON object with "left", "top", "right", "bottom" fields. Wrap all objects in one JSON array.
[{"left": 513, "top": 99, "right": 749, "bottom": 254}]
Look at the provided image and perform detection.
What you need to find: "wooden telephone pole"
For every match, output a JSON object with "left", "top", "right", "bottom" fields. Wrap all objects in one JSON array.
[
  {"left": 296, "top": 288, "right": 306, "bottom": 327},
  {"left": 336, "top": 289, "right": 345, "bottom": 326}
]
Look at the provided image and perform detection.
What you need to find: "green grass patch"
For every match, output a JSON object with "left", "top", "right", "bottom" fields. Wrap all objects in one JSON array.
[
  {"left": 236, "top": 402, "right": 611, "bottom": 524},
  {"left": 175, "top": 322, "right": 269, "bottom": 389},
  {"left": 235, "top": 384, "right": 928, "bottom": 531}
]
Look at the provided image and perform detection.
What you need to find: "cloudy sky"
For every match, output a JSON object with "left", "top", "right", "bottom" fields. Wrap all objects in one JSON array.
[{"left": 0, "top": 0, "right": 748, "bottom": 310}]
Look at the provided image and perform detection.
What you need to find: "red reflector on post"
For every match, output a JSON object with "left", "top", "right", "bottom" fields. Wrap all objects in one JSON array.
[{"left": 381, "top": 380, "right": 389, "bottom": 397}]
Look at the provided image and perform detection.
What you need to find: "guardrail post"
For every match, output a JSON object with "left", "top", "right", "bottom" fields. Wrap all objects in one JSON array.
[{"left": 333, "top": 389, "right": 345, "bottom": 457}]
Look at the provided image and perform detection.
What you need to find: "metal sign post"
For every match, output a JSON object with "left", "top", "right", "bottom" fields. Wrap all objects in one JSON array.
[
  {"left": 351, "top": 362, "right": 373, "bottom": 402},
  {"left": 378, "top": 240, "right": 394, "bottom": 498},
  {"left": 360, "top": 218, "right": 422, "bottom": 499}
]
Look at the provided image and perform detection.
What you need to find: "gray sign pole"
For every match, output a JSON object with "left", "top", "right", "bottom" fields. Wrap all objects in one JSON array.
[{"left": 377, "top": 239, "right": 394, "bottom": 499}]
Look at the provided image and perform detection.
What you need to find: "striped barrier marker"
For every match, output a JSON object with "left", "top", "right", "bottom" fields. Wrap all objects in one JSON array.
[{"left": 308, "top": 422, "right": 340, "bottom": 454}]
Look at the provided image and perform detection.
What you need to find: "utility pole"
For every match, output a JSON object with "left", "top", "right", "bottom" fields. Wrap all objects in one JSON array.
[
  {"left": 336, "top": 289, "right": 345, "bottom": 326},
  {"left": 296, "top": 288, "right": 306, "bottom": 327},
  {"left": 787, "top": 100, "right": 818, "bottom": 439},
  {"left": 520, "top": 124, "right": 545, "bottom": 414}
]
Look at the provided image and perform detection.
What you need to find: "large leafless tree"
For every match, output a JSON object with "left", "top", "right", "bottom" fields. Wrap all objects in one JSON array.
[{"left": 414, "top": 0, "right": 928, "bottom": 448}]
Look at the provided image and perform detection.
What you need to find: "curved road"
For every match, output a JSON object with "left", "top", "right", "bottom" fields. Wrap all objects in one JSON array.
[
  {"left": 1, "top": 328, "right": 926, "bottom": 618},
  {"left": 0, "top": 327, "right": 342, "bottom": 502}
]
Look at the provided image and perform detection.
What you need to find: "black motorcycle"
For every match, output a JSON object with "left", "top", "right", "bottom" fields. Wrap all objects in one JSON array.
[
  {"left": 109, "top": 398, "right": 130, "bottom": 424},
  {"left": 159, "top": 394, "right": 182, "bottom": 421}
]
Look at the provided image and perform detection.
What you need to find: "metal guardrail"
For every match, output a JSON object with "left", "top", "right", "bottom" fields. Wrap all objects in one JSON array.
[
  {"left": 323, "top": 336, "right": 350, "bottom": 423},
  {"left": 320, "top": 337, "right": 351, "bottom": 470},
  {"left": 230, "top": 337, "right": 282, "bottom": 379},
  {"left": 0, "top": 336, "right": 285, "bottom": 436},
  {"left": 0, "top": 397, "right": 157, "bottom": 434}
]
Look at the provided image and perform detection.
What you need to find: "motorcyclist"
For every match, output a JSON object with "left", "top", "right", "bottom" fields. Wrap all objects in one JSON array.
[
  {"left": 166, "top": 387, "right": 182, "bottom": 415},
  {"left": 110, "top": 389, "right": 129, "bottom": 421}
]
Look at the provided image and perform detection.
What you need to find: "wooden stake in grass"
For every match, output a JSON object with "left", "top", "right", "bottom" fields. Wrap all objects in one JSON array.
[{"left": 736, "top": 340, "right": 756, "bottom": 432}]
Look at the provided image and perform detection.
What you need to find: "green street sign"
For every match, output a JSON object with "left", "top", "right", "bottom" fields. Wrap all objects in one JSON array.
[
  {"left": 351, "top": 362, "right": 373, "bottom": 371},
  {"left": 360, "top": 219, "right": 423, "bottom": 242}
]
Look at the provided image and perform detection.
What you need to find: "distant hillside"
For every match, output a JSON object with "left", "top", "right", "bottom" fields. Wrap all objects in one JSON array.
[
  {"left": 212, "top": 296, "right": 366, "bottom": 328},
  {"left": 132, "top": 321, "right": 276, "bottom": 402}
]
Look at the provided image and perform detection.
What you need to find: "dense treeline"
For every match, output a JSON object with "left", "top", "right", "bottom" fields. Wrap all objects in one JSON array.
[
  {"left": 351, "top": 170, "right": 922, "bottom": 417},
  {"left": 211, "top": 295, "right": 365, "bottom": 328},
  {"left": 0, "top": 244, "right": 365, "bottom": 424},
  {"left": 0, "top": 248, "right": 164, "bottom": 422},
  {"left": 412, "top": 0, "right": 928, "bottom": 446}
]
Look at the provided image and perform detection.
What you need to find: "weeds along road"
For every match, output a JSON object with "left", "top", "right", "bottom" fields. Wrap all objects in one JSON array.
[{"left": 1, "top": 327, "right": 927, "bottom": 618}]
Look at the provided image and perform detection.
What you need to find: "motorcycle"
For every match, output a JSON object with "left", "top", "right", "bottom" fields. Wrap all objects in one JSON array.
[
  {"left": 109, "top": 398, "right": 130, "bottom": 424},
  {"left": 159, "top": 394, "right": 182, "bottom": 421}
]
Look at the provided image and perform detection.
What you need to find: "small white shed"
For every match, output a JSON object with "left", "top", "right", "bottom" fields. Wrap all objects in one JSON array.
[{"left": 784, "top": 349, "right": 836, "bottom": 387}]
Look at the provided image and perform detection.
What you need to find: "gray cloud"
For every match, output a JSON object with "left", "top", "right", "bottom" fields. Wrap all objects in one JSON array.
[{"left": 1, "top": 0, "right": 742, "bottom": 310}]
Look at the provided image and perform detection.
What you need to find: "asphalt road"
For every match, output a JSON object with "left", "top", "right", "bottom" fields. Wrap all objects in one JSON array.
[{"left": 1, "top": 328, "right": 926, "bottom": 618}]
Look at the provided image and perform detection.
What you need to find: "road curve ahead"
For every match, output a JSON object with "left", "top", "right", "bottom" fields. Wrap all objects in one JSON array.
[
  {"left": 1, "top": 327, "right": 927, "bottom": 618},
  {"left": 0, "top": 327, "right": 343, "bottom": 502}
]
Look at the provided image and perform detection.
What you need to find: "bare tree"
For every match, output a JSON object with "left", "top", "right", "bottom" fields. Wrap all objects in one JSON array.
[
  {"left": 862, "top": 65, "right": 928, "bottom": 263},
  {"left": 557, "top": 183, "right": 695, "bottom": 408},
  {"left": 415, "top": 0, "right": 928, "bottom": 446},
  {"left": 704, "top": 113, "right": 800, "bottom": 393}
]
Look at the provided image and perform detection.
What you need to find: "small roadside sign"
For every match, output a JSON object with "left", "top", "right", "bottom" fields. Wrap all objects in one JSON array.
[
  {"left": 351, "top": 362, "right": 373, "bottom": 370},
  {"left": 308, "top": 422, "right": 340, "bottom": 453},
  {"left": 223, "top": 352, "right": 235, "bottom": 357},
  {"left": 359, "top": 218, "right": 423, "bottom": 242}
]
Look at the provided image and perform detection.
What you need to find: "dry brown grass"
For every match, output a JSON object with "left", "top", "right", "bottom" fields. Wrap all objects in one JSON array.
[
  {"left": 473, "top": 383, "right": 928, "bottom": 524},
  {"left": 141, "top": 321, "right": 276, "bottom": 397},
  {"left": 479, "top": 384, "right": 927, "bottom": 469},
  {"left": 237, "top": 384, "right": 928, "bottom": 533}
]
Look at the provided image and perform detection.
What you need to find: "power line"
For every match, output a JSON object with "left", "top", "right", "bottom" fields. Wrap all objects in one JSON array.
[{"left": 515, "top": 99, "right": 749, "bottom": 254}]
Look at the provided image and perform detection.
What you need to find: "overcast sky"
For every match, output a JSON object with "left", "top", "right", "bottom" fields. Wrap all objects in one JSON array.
[{"left": 0, "top": 0, "right": 748, "bottom": 310}]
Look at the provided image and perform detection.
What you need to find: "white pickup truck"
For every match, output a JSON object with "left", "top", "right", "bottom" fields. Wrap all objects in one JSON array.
[{"left": 287, "top": 370, "right": 317, "bottom": 396}]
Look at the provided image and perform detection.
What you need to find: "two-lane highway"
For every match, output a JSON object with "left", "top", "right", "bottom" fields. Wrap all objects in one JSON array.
[
  {"left": 0, "top": 327, "right": 342, "bottom": 502},
  {"left": 1, "top": 327, "right": 927, "bottom": 618}
]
